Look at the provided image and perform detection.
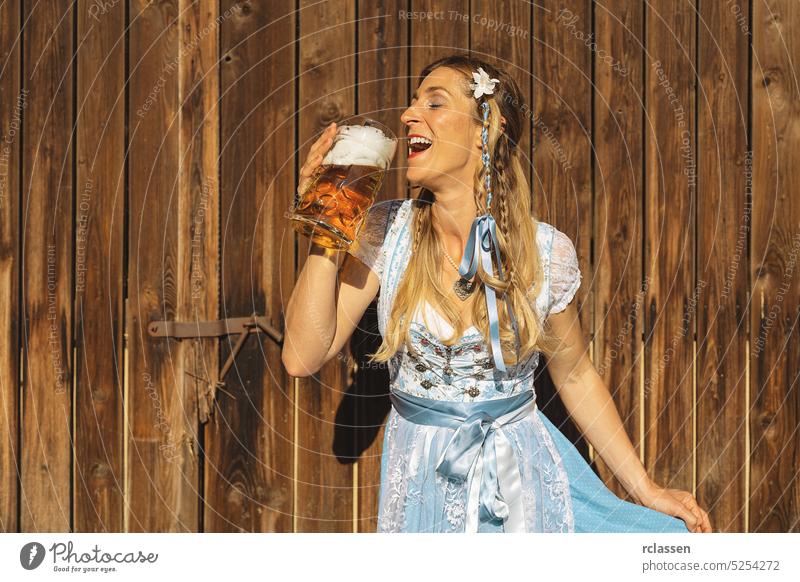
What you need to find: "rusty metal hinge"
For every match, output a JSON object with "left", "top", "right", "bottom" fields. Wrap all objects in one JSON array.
[{"left": 148, "top": 314, "right": 283, "bottom": 424}]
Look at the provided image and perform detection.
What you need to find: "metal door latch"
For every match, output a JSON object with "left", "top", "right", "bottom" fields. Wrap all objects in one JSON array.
[{"left": 148, "top": 313, "right": 283, "bottom": 423}]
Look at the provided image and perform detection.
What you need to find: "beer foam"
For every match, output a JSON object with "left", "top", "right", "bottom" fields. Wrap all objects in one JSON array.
[{"left": 322, "top": 124, "right": 396, "bottom": 169}]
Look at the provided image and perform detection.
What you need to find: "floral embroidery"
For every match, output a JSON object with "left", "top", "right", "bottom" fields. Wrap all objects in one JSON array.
[{"left": 443, "top": 478, "right": 466, "bottom": 530}]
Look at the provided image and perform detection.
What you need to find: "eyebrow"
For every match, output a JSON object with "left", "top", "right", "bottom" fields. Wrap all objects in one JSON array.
[{"left": 411, "top": 86, "right": 452, "bottom": 100}]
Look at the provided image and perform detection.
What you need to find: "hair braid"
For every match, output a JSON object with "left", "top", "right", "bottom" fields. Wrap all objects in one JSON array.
[
  {"left": 494, "top": 137, "right": 515, "bottom": 290},
  {"left": 411, "top": 199, "right": 425, "bottom": 254}
]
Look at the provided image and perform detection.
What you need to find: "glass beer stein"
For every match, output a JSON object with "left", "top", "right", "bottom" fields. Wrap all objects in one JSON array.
[{"left": 286, "top": 118, "right": 397, "bottom": 251}]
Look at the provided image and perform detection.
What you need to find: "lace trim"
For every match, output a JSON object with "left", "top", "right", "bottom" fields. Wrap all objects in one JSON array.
[
  {"left": 377, "top": 411, "right": 406, "bottom": 532},
  {"left": 377, "top": 199, "right": 414, "bottom": 339},
  {"left": 348, "top": 199, "right": 402, "bottom": 279},
  {"left": 547, "top": 226, "right": 582, "bottom": 315}
]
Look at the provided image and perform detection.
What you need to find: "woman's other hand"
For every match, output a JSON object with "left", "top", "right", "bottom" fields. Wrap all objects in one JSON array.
[{"left": 639, "top": 483, "right": 713, "bottom": 533}]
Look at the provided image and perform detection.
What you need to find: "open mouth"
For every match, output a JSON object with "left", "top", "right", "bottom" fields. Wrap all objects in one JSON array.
[{"left": 408, "top": 135, "right": 432, "bottom": 159}]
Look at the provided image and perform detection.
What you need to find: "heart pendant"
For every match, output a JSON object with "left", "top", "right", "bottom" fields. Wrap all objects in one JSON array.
[{"left": 453, "top": 277, "right": 476, "bottom": 301}]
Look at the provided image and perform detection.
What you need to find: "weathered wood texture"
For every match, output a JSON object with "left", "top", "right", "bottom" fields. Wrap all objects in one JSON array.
[{"left": 0, "top": 0, "right": 796, "bottom": 533}]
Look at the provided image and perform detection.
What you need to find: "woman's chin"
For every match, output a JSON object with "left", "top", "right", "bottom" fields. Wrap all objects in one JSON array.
[{"left": 405, "top": 167, "right": 428, "bottom": 188}]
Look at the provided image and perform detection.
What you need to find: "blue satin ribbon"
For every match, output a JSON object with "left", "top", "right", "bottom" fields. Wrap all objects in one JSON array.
[
  {"left": 455, "top": 101, "right": 520, "bottom": 374},
  {"left": 389, "top": 388, "right": 537, "bottom": 532},
  {"left": 458, "top": 213, "right": 520, "bottom": 373}
]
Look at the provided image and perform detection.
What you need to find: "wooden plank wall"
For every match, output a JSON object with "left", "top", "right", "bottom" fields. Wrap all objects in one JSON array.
[
  {"left": 128, "top": 0, "right": 196, "bottom": 531},
  {"left": 20, "top": 0, "right": 74, "bottom": 532},
  {"left": 750, "top": 0, "right": 800, "bottom": 533},
  {"left": 0, "top": 0, "right": 797, "bottom": 533},
  {"left": 212, "top": 0, "right": 293, "bottom": 533},
  {"left": 697, "top": 0, "right": 749, "bottom": 532},
  {"left": 75, "top": 0, "right": 126, "bottom": 532},
  {"left": 0, "top": 0, "right": 20, "bottom": 531},
  {"left": 643, "top": 0, "right": 697, "bottom": 517},
  {"left": 591, "top": 0, "right": 645, "bottom": 500}
]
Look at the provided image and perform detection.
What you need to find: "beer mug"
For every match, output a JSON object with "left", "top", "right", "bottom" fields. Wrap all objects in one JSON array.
[{"left": 286, "top": 118, "right": 397, "bottom": 250}]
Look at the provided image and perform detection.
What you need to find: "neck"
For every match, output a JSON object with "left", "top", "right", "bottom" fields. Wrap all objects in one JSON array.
[{"left": 431, "top": 188, "right": 477, "bottom": 244}]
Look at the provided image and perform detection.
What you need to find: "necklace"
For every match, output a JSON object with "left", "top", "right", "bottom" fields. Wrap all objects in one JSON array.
[{"left": 440, "top": 241, "right": 477, "bottom": 301}]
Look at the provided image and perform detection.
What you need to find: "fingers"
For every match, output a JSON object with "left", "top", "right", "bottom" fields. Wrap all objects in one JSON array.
[
  {"left": 305, "top": 122, "right": 337, "bottom": 168},
  {"left": 676, "top": 503, "right": 700, "bottom": 532},
  {"left": 649, "top": 486, "right": 712, "bottom": 533},
  {"left": 699, "top": 507, "right": 713, "bottom": 533},
  {"left": 663, "top": 490, "right": 699, "bottom": 532},
  {"left": 307, "top": 129, "right": 334, "bottom": 163},
  {"left": 298, "top": 123, "right": 337, "bottom": 193},
  {"left": 682, "top": 494, "right": 712, "bottom": 533}
]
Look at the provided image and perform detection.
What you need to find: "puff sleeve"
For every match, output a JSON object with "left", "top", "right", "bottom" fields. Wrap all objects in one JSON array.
[
  {"left": 548, "top": 227, "right": 582, "bottom": 315},
  {"left": 348, "top": 199, "right": 398, "bottom": 279}
]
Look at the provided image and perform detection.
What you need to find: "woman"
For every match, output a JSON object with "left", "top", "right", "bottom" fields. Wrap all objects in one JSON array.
[{"left": 282, "top": 55, "right": 712, "bottom": 534}]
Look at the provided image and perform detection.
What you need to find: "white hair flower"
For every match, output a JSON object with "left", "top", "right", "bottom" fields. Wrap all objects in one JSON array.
[{"left": 469, "top": 66, "right": 500, "bottom": 99}]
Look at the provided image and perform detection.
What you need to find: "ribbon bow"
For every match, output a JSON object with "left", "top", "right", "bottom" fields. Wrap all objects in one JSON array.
[
  {"left": 436, "top": 411, "right": 511, "bottom": 526},
  {"left": 390, "top": 388, "right": 536, "bottom": 533}
]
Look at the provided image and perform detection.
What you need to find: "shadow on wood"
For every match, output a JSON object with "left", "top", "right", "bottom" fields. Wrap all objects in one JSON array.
[
  {"left": 536, "top": 355, "right": 594, "bottom": 471},
  {"left": 332, "top": 301, "right": 391, "bottom": 463}
]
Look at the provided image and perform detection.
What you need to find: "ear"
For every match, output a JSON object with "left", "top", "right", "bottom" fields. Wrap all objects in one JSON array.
[
  {"left": 474, "top": 123, "right": 484, "bottom": 149},
  {"left": 475, "top": 116, "right": 507, "bottom": 147}
]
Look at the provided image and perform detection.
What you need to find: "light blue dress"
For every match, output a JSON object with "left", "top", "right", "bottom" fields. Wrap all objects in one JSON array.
[{"left": 351, "top": 198, "right": 690, "bottom": 534}]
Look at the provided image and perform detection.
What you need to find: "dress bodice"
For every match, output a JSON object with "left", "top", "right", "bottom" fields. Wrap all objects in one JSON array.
[{"left": 350, "top": 198, "right": 582, "bottom": 402}]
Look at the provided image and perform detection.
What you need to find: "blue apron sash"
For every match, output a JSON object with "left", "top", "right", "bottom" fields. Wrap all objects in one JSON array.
[{"left": 389, "top": 388, "right": 537, "bottom": 532}]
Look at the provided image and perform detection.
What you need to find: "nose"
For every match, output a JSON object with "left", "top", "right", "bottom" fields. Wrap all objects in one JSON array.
[{"left": 400, "top": 102, "right": 420, "bottom": 130}]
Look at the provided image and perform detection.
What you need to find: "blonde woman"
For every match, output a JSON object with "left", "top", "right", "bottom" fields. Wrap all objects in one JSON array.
[{"left": 282, "top": 55, "right": 712, "bottom": 534}]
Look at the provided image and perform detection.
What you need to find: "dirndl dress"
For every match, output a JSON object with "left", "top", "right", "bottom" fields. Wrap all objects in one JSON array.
[{"left": 350, "top": 198, "right": 690, "bottom": 534}]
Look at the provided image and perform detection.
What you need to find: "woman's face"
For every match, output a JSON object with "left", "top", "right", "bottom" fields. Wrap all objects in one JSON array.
[{"left": 400, "top": 67, "right": 483, "bottom": 193}]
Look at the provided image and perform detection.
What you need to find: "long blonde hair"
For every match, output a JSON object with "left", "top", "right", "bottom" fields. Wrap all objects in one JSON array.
[{"left": 369, "top": 55, "right": 563, "bottom": 368}]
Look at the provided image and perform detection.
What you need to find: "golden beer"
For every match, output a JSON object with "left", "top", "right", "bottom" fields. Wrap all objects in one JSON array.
[{"left": 287, "top": 120, "right": 397, "bottom": 250}]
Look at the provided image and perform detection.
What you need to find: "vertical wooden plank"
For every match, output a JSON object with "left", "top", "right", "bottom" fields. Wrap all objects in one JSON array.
[
  {"left": 127, "top": 0, "right": 197, "bottom": 531},
  {"left": 591, "top": 0, "right": 645, "bottom": 498},
  {"left": 470, "top": 0, "right": 532, "bottom": 184},
  {"left": 20, "top": 0, "right": 74, "bottom": 532},
  {"left": 532, "top": 0, "right": 593, "bottom": 450},
  {"left": 750, "top": 0, "right": 800, "bottom": 533},
  {"left": 532, "top": 0, "right": 592, "bottom": 258},
  {"left": 696, "top": 0, "right": 749, "bottom": 533},
  {"left": 0, "top": 0, "right": 21, "bottom": 533},
  {"left": 73, "top": 0, "right": 126, "bottom": 532},
  {"left": 358, "top": 1, "right": 409, "bottom": 204},
  {"left": 295, "top": 0, "right": 356, "bottom": 532},
  {"left": 179, "top": 0, "right": 219, "bottom": 529},
  {"left": 410, "top": 0, "right": 469, "bottom": 83},
  {"left": 643, "top": 0, "right": 695, "bottom": 491},
  {"left": 212, "top": 0, "right": 294, "bottom": 531},
  {"left": 355, "top": 0, "right": 409, "bottom": 532}
]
